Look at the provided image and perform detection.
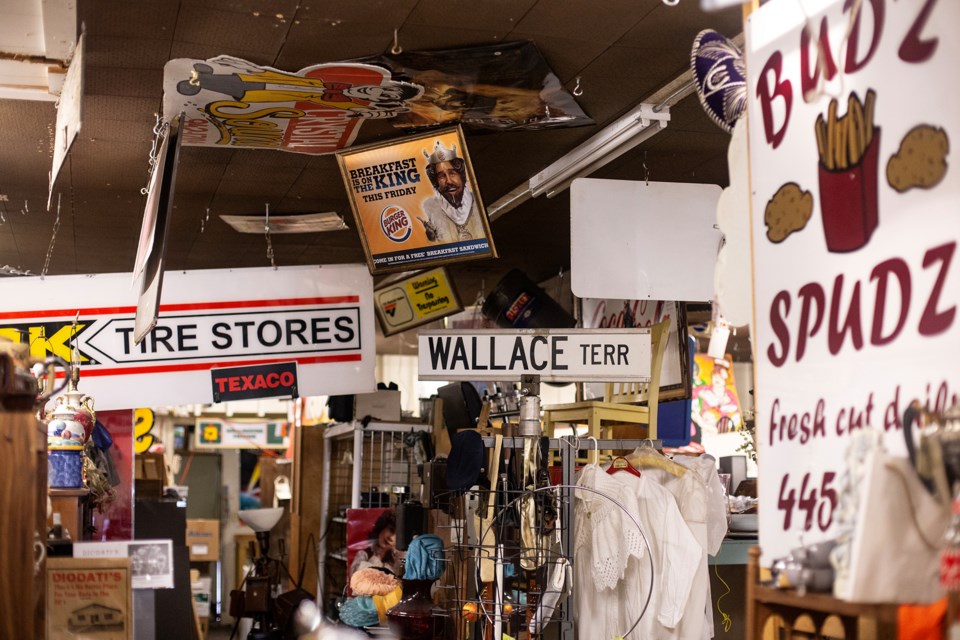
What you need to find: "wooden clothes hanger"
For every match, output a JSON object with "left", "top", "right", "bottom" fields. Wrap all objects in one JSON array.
[{"left": 627, "top": 441, "right": 687, "bottom": 477}]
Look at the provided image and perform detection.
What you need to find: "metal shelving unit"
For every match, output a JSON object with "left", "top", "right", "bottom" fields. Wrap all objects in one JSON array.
[{"left": 317, "top": 420, "right": 432, "bottom": 609}]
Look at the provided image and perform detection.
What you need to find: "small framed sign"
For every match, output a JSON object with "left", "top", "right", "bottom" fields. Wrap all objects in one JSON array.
[
  {"left": 374, "top": 266, "right": 463, "bottom": 336},
  {"left": 336, "top": 125, "right": 497, "bottom": 273},
  {"left": 194, "top": 418, "right": 290, "bottom": 450},
  {"left": 47, "top": 557, "right": 132, "bottom": 640},
  {"left": 210, "top": 361, "right": 299, "bottom": 402}
]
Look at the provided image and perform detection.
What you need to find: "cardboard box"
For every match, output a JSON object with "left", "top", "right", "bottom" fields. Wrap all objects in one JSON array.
[
  {"left": 186, "top": 519, "right": 220, "bottom": 561},
  {"left": 354, "top": 390, "right": 402, "bottom": 422}
]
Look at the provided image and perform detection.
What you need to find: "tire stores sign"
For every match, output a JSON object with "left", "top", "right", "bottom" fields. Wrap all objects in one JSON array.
[
  {"left": 747, "top": 0, "right": 958, "bottom": 561},
  {"left": 0, "top": 265, "right": 376, "bottom": 410},
  {"left": 162, "top": 56, "right": 422, "bottom": 154}
]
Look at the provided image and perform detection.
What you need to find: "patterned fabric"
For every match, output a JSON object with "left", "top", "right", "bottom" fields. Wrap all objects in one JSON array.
[
  {"left": 690, "top": 30, "right": 747, "bottom": 134},
  {"left": 403, "top": 534, "right": 445, "bottom": 581},
  {"left": 338, "top": 596, "right": 379, "bottom": 628}
]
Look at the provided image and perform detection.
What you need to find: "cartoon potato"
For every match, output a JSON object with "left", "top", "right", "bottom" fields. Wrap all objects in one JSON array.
[
  {"left": 887, "top": 125, "right": 949, "bottom": 193},
  {"left": 765, "top": 182, "right": 814, "bottom": 243}
]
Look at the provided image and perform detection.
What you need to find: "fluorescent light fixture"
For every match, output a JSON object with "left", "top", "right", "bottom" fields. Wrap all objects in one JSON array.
[
  {"left": 528, "top": 103, "right": 670, "bottom": 198},
  {"left": 220, "top": 211, "right": 347, "bottom": 234}
]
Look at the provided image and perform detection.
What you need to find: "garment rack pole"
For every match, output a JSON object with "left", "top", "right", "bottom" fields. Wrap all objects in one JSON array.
[{"left": 471, "top": 435, "right": 660, "bottom": 639}]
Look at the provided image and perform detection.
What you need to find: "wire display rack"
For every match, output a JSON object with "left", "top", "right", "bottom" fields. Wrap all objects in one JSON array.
[
  {"left": 318, "top": 420, "right": 432, "bottom": 613},
  {"left": 431, "top": 436, "right": 660, "bottom": 640}
]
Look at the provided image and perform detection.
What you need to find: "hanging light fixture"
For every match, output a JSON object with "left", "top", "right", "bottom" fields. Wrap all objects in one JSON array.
[{"left": 528, "top": 103, "right": 670, "bottom": 199}]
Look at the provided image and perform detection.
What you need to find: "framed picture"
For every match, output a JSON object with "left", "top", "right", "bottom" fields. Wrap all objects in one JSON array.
[
  {"left": 578, "top": 299, "right": 691, "bottom": 401},
  {"left": 345, "top": 507, "right": 399, "bottom": 593},
  {"left": 336, "top": 125, "right": 497, "bottom": 273},
  {"left": 374, "top": 266, "right": 463, "bottom": 336},
  {"left": 692, "top": 353, "right": 743, "bottom": 434},
  {"left": 47, "top": 557, "right": 133, "bottom": 640},
  {"left": 73, "top": 539, "right": 174, "bottom": 590}
]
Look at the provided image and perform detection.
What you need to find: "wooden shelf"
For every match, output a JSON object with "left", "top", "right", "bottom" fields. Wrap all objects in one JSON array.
[
  {"left": 49, "top": 487, "right": 93, "bottom": 542},
  {"left": 49, "top": 488, "right": 90, "bottom": 498},
  {"left": 753, "top": 585, "right": 899, "bottom": 625},
  {"left": 746, "top": 546, "right": 899, "bottom": 640}
]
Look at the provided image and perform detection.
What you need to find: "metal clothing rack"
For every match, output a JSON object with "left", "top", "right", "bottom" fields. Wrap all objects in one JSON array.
[{"left": 435, "top": 435, "right": 661, "bottom": 640}]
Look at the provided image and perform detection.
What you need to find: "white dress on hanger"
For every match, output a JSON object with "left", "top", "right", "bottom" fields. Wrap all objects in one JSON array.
[
  {"left": 574, "top": 465, "right": 701, "bottom": 639},
  {"left": 675, "top": 454, "right": 730, "bottom": 639}
]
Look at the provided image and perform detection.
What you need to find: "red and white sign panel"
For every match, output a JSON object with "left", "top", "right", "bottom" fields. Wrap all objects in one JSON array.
[
  {"left": 0, "top": 265, "right": 376, "bottom": 410},
  {"left": 747, "top": 0, "right": 959, "bottom": 562}
]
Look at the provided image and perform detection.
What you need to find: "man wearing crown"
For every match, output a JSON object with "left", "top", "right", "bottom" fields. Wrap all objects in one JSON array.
[{"left": 417, "top": 141, "right": 485, "bottom": 243}]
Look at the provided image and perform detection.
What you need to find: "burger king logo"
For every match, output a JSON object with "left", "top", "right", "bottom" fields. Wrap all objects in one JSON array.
[{"left": 381, "top": 205, "right": 412, "bottom": 243}]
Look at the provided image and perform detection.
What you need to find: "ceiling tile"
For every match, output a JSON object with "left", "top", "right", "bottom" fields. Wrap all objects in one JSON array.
[
  {"left": 387, "top": 24, "right": 510, "bottom": 53},
  {"left": 220, "top": 162, "right": 302, "bottom": 187},
  {"left": 85, "top": 68, "right": 164, "bottom": 98},
  {"left": 85, "top": 36, "right": 174, "bottom": 70},
  {"left": 81, "top": 119, "right": 154, "bottom": 144},
  {"left": 229, "top": 148, "right": 311, "bottom": 169},
  {"left": 82, "top": 95, "right": 161, "bottom": 123},
  {"left": 173, "top": 5, "right": 292, "bottom": 60},
  {"left": 298, "top": 1, "right": 418, "bottom": 25},
  {"left": 274, "top": 19, "right": 395, "bottom": 67},
  {"left": 276, "top": 38, "right": 389, "bottom": 70},
  {"left": 81, "top": 0, "right": 180, "bottom": 39},
  {"left": 167, "top": 41, "right": 273, "bottom": 66},
  {"left": 504, "top": 34, "right": 607, "bottom": 84},
  {"left": 617, "top": 2, "right": 742, "bottom": 49},
  {"left": 514, "top": 0, "right": 658, "bottom": 44},
  {"left": 173, "top": 164, "right": 228, "bottom": 195},
  {"left": 406, "top": 0, "right": 537, "bottom": 32},
  {"left": 189, "top": 0, "right": 301, "bottom": 14}
]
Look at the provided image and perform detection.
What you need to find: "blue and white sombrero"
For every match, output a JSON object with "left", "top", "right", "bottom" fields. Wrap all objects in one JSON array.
[{"left": 690, "top": 29, "right": 747, "bottom": 134}]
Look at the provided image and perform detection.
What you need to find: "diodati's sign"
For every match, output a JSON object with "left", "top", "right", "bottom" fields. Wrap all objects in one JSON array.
[
  {"left": 211, "top": 361, "right": 298, "bottom": 402},
  {"left": 0, "top": 265, "right": 376, "bottom": 410},
  {"left": 417, "top": 329, "right": 652, "bottom": 383}
]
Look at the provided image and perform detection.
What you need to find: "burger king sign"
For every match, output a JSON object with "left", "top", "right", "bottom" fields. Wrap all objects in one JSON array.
[
  {"left": 336, "top": 126, "right": 497, "bottom": 274},
  {"left": 381, "top": 205, "right": 412, "bottom": 242}
]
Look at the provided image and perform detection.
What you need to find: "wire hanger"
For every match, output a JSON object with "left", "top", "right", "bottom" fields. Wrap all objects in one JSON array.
[{"left": 587, "top": 436, "right": 599, "bottom": 457}]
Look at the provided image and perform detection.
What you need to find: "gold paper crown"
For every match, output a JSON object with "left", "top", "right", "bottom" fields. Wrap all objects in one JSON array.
[{"left": 423, "top": 141, "right": 460, "bottom": 165}]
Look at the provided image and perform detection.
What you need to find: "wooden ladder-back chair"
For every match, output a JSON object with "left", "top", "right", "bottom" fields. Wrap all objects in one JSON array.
[{"left": 542, "top": 318, "right": 670, "bottom": 462}]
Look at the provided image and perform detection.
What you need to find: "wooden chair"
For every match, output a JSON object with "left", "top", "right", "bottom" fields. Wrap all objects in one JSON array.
[{"left": 542, "top": 318, "right": 670, "bottom": 462}]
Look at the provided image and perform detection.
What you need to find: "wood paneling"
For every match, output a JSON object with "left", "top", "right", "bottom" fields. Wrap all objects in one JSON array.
[
  {"left": 0, "top": 409, "right": 47, "bottom": 640},
  {"left": 290, "top": 423, "right": 325, "bottom": 595}
]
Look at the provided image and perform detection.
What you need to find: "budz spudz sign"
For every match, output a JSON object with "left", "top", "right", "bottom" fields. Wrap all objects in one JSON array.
[{"left": 746, "top": 0, "right": 959, "bottom": 562}]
